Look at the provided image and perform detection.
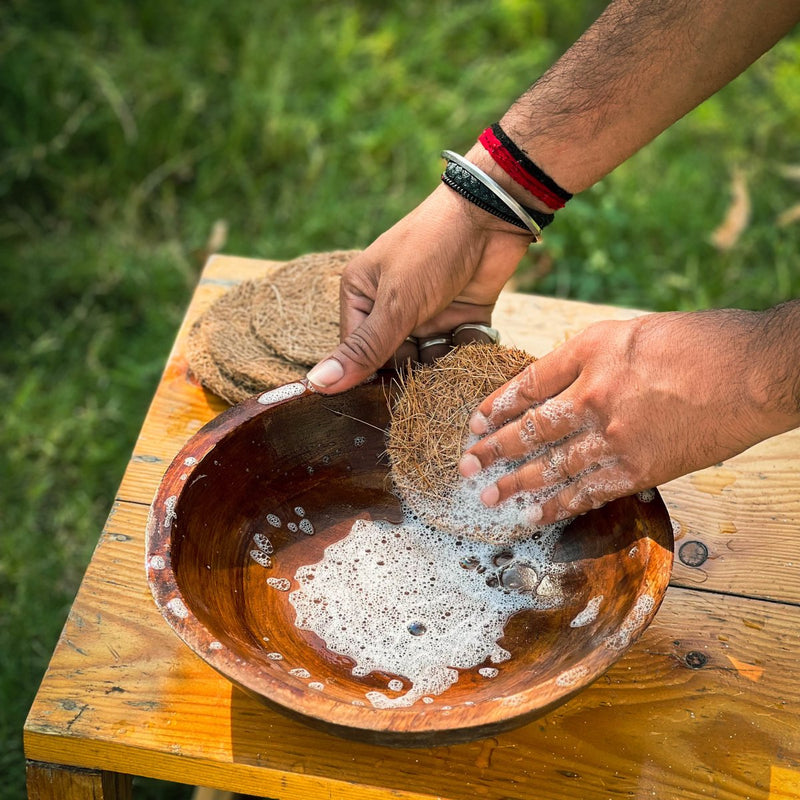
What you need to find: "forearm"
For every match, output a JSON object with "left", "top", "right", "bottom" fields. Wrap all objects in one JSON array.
[
  {"left": 468, "top": 0, "right": 800, "bottom": 205},
  {"left": 749, "top": 299, "right": 800, "bottom": 433}
]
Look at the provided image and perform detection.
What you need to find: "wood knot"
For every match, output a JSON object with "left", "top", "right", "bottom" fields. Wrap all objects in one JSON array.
[{"left": 685, "top": 651, "right": 708, "bottom": 669}]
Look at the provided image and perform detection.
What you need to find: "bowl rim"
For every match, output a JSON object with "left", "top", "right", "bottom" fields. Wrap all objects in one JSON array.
[{"left": 145, "top": 377, "right": 675, "bottom": 741}]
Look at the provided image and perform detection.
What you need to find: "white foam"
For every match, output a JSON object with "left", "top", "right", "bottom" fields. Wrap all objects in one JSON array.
[
  {"left": 539, "top": 398, "right": 579, "bottom": 427},
  {"left": 604, "top": 594, "right": 655, "bottom": 651},
  {"left": 490, "top": 647, "right": 511, "bottom": 663},
  {"left": 149, "top": 555, "right": 166, "bottom": 570},
  {"left": 555, "top": 664, "right": 590, "bottom": 687},
  {"left": 570, "top": 595, "right": 603, "bottom": 628},
  {"left": 637, "top": 489, "right": 655, "bottom": 503},
  {"left": 166, "top": 597, "right": 189, "bottom": 619},
  {"left": 289, "top": 668, "right": 311, "bottom": 679},
  {"left": 257, "top": 382, "right": 306, "bottom": 405},
  {"left": 266, "top": 652, "right": 283, "bottom": 660},
  {"left": 266, "top": 577, "right": 291, "bottom": 591},
  {"left": 406, "top": 454, "right": 566, "bottom": 545},
  {"left": 254, "top": 533, "right": 273, "bottom": 554},
  {"left": 567, "top": 475, "right": 635, "bottom": 512},
  {"left": 294, "top": 506, "right": 305, "bottom": 517},
  {"left": 289, "top": 509, "right": 566, "bottom": 709},
  {"left": 518, "top": 411, "right": 537, "bottom": 444},
  {"left": 250, "top": 549, "right": 272, "bottom": 568},
  {"left": 287, "top": 522, "right": 298, "bottom": 532},
  {"left": 299, "top": 519, "right": 314, "bottom": 535},
  {"left": 266, "top": 514, "right": 281, "bottom": 528},
  {"left": 163, "top": 495, "right": 177, "bottom": 529},
  {"left": 184, "top": 456, "right": 198, "bottom": 467},
  {"left": 490, "top": 381, "right": 521, "bottom": 422}
]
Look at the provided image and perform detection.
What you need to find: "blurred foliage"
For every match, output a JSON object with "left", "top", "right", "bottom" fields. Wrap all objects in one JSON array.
[{"left": 1, "top": 1, "right": 798, "bottom": 797}]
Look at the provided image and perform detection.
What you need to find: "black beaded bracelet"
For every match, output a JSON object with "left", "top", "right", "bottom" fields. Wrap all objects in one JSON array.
[{"left": 441, "top": 159, "right": 555, "bottom": 236}]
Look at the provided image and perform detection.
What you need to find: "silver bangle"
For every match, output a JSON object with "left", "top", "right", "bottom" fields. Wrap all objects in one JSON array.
[{"left": 441, "top": 150, "right": 543, "bottom": 241}]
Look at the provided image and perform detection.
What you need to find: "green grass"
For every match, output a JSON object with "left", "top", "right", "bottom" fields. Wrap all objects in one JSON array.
[{"left": 1, "top": 2, "right": 799, "bottom": 798}]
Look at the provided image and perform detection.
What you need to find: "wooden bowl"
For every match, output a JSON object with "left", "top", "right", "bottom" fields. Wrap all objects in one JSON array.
[{"left": 146, "top": 375, "right": 674, "bottom": 745}]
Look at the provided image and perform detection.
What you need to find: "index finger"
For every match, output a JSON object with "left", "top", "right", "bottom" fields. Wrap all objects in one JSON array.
[{"left": 469, "top": 346, "right": 581, "bottom": 435}]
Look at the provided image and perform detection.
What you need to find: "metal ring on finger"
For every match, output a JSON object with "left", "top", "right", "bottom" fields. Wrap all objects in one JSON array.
[
  {"left": 417, "top": 336, "right": 452, "bottom": 352},
  {"left": 452, "top": 323, "right": 501, "bottom": 344}
]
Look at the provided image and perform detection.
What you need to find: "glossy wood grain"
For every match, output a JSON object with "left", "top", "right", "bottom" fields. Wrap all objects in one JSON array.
[{"left": 145, "top": 376, "right": 673, "bottom": 744}]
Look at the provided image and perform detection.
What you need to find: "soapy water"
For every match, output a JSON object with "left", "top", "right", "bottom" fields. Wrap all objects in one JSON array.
[
  {"left": 289, "top": 505, "right": 569, "bottom": 709},
  {"left": 405, "top": 442, "right": 566, "bottom": 544}
]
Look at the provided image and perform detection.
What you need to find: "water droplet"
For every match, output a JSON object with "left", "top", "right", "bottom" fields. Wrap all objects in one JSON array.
[
  {"left": 407, "top": 621, "right": 427, "bottom": 636},
  {"left": 499, "top": 562, "right": 539, "bottom": 592},
  {"left": 492, "top": 550, "right": 515, "bottom": 567}
]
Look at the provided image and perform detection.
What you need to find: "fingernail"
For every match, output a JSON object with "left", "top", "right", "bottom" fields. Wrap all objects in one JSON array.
[
  {"left": 459, "top": 453, "right": 482, "bottom": 478},
  {"left": 306, "top": 358, "right": 344, "bottom": 388},
  {"left": 480, "top": 484, "right": 500, "bottom": 507},
  {"left": 470, "top": 411, "right": 489, "bottom": 435}
]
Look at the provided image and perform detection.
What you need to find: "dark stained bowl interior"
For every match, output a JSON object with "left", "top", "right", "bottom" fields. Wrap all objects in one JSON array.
[{"left": 146, "top": 375, "right": 674, "bottom": 745}]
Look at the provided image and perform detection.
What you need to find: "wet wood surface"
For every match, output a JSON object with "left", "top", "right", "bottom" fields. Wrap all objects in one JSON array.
[{"left": 25, "top": 254, "right": 800, "bottom": 799}]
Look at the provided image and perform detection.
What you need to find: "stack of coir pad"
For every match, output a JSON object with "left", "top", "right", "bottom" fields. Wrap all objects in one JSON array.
[{"left": 187, "top": 250, "right": 358, "bottom": 404}]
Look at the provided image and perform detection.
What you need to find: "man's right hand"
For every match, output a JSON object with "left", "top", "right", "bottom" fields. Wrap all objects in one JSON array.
[{"left": 306, "top": 180, "right": 533, "bottom": 393}]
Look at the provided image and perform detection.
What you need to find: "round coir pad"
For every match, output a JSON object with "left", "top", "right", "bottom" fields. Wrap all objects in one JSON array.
[
  {"left": 387, "top": 343, "right": 536, "bottom": 543},
  {"left": 187, "top": 279, "right": 306, "bottom": 405},
  {"left": 250, "top": 250, "right": 359, "bottom": 366}
]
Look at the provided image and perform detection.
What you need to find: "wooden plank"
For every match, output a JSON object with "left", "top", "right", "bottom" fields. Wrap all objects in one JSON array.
[
  {"left": 770, "top": 766, "right": 800, "bottom": 799},
  {"left": 116, "top": 254, "right": 800, "bottom": 604},
  {"left": 663, "top": 438, "right": 800, "bottom": 603},
  {"left": 25, "top": 500, "right": 800, "bottom": 800},
  {"left": 26, "top": 761, "right": 131, "bottom": 800}
]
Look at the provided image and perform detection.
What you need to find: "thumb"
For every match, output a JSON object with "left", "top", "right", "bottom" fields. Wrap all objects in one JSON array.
[{"left": 306, "top": 303, "right": 411, "bottom": 394}]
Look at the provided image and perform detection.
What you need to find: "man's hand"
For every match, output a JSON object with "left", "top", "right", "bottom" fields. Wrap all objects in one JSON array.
[
  {"left": 305, "top": 182, "right": 532, "bottom": 392},
  {"left": 459, "top": 307, "right": 800, "bottom": 525}
]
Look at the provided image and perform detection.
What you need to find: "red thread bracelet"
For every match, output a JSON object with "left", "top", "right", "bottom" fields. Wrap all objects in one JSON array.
[{"left": 479, "top": 126, "right": 569, "bottom": 211}]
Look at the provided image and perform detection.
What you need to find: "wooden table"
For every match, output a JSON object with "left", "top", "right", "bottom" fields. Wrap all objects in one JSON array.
[{"left": 24, "top": 254, "right": 800, "bottom": 800}]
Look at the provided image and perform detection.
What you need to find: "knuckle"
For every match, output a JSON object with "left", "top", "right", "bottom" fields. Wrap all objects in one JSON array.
[
  {"left": 551, "top": 489, "right": 577, "bottom": 521},
  {"left": 500, "top": 468, "right": 528, "bottom": 500},
  {"left": 569, "top": 432, "right": 611, "bottom": 470},
  {"left": 517, "top": 409, "right": 538, "bottom": 444},
  {"left": 339, "top": 328, "right": 384, "bottom": 370},
  {"left": 543, "top": 449, "right": 571, "bottom": 483},
  {"left": 484, "top": 435, "right": 506, "bottom": 460},
  {"left": 517, "top": 365, "right": 543, "bottom": 404}
]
